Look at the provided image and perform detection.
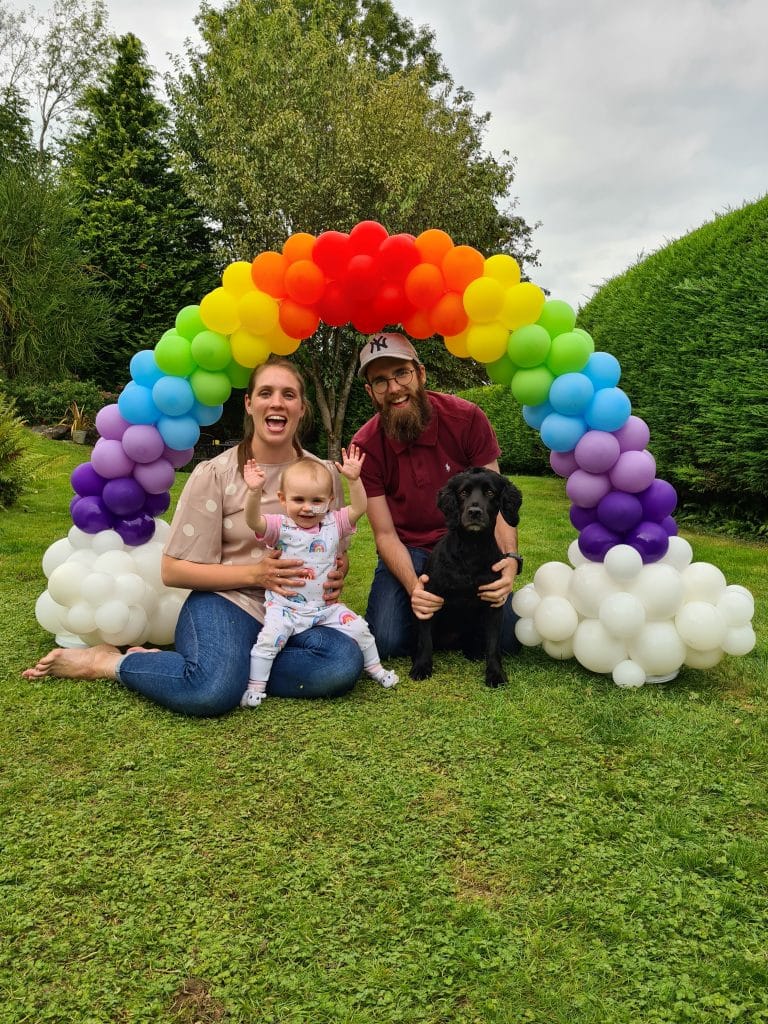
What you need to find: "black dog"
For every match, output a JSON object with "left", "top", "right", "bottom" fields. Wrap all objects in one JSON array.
[{"left": 410, "top": 468, "right": 523, "bottom": 688}]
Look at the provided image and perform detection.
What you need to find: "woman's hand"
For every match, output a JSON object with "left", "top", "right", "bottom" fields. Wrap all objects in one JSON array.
[
  {"left": 251, "top": 550, "right": 307, "bottom": 596},
  {"left": 323, "top": 554, "right": 349, "bottom": 604}
]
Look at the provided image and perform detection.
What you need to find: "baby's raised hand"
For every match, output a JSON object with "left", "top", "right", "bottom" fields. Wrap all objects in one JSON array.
[
  {"left": 336, "top": 443, "right": 366, "bottom": 481},
  {"left": 243, "top": 459, "right": 266, "bottom": 492}
]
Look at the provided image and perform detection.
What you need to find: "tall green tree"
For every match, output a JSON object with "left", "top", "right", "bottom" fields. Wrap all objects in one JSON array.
[
  {"left": 63, "top": 32, "right": 217, "bottom": 387},
  {"left": 168, "top": 0, "right": 538, "bottom": 456}
]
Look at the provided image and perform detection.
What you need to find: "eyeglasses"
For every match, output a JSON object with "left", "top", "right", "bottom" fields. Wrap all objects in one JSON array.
[{"left": 368, "top": 366, "right": 416, "bottom": 395}]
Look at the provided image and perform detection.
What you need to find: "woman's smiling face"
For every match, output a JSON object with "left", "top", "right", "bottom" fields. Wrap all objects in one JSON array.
[{"left": 245, "top": 364, "right": 306, "bottom": 453}]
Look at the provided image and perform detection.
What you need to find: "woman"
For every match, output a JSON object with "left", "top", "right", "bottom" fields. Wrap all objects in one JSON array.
[{"left": 22, "top": 359, "right": 364, "bottom": 715}]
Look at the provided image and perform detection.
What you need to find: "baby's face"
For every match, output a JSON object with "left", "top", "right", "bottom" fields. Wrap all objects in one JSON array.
[{"left": 279, "top": 468, "right": 332, "bottom": 528}]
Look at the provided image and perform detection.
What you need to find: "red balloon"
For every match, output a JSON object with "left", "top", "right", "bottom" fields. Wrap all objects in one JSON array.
[
  {"left": 350, "top": 304, "right": 387, "bottom": 334},
  {"left": 285, "top": 259, "right": 325, "bottom": 305},
  {"left": 312, "top": 231, "right": 351, "bottom": 279},
  {"left": 349, "top": 220, "right": 388, "bottom": 256},
  {"left": 377, "top": 234, "right": 421, "bottom": 282},
  {"left": 371, "top": 283, "right": 411, "bottom": 326},
  {"left": 343, "top": 254, "right": 379, "bottom": 302},
  {"left": 316, "top": 281, "right": 352, "bottom": 327}
]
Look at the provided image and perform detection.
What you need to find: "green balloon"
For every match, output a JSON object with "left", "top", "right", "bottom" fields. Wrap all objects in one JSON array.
[
  {"left": 507, "top": 324, "right": 551, "bottom": 368},
  {"left": 486, "top": 354, "right": 517, "bottom": 385},
  {"left": 546, "top": 331, "right": 594, "bottom": 376},
  {"left": 176, "top": 304, "right": 206, "bottom": 342},
  {"left": 190, "top": 368, "right": 233, "bottom": 406},
  {"left": 510, "top": 366, "right": 554, "bottom": 406},
  {"left": 191, "top": 330, "right": 232, "bottom": 371},
  {"left": 536, "top": 299, "right": 577, "bottom": 339},
  {"left": 225, "top": 359, "right": 252, "bottom": 389},
  {"left": 154, "top": 332, "right": 196, "bottom": 377}
]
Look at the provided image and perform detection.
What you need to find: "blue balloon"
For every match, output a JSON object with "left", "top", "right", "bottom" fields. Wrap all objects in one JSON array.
[
  {"left": 548, "top": 372, "right": 595, "bottom": 415},
  {"left": 540, "top": 412, "right": 588, "bottom": 452},
  {"left": 585, "top": 386, "right": 631, "bottom": 432},
  {"left": 130, "top": 349, "right": 164, "bottom": 389},
  {"left": 117, "top": 382, "right": 160, "bottom": 425},
  {"left": 522, "top": 400, "right": 553, "bottom": 430},
  {"left": 152, "top": 375, "right": 196, "bottom": 417},
  {"left": 583, "top": 351, "right": 621, "bottom": 390},
  {"left": 157, "top": 414, "right": 201, "bottom": 451},
  {"left": 192, "top": 400, "right": 224, "bottom": 427}
]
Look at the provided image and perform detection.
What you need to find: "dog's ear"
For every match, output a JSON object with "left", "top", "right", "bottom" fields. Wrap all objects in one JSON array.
[
  {"left": 499, "top": 479, "right": 522, "bottom": 527},
  {"left": 437, "top": 478, "right": 461, "bottom": 529}
]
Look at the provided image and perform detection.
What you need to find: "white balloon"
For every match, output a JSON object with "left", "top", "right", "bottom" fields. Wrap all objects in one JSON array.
[
  {"left": 568, "top": 563, "right": 618, "bottom": 619},
  {"left": 612, "top": 659, "right": 646, "bottom": 688},
  {"left": 42, "top": 538, "right": 75, "bottom": 578},
  {"left": 533, "top": 595, "right": 579, "bottom": 642},
  {"left": 627, "top": 622, "right": 686, "bottom": 676},
  {"left": 47, "top": 561, "right": 89, "bottom": 606},
  {"left": 661, "top": 535, "right": 693, "bottom": 570},
  {"left": 631, "top": 564, "right": 684, "bottom": 620},
  {"left": 533, "top": 561, "right": 574, "bottom": 597},
  {"left": 131, "top": 542, "right": 165, "bottom": 590},
  {"left": 35, "top": 590, "right": 67, "bottom": 633},
  {"left": 153, "top": 518, "right": 172, "bottom": 543},
  {"left": 567, "top": 540, "right": 588, "bottom": 567},
  {"left": 603, "top": 544, "right": 643, "bottom": 582},
  {"left": 717, "top": 587, "right": 754, "bottom": 627},
  {"left": 543, "top": 637, "right": 575, "bottom": 660},
  {"left": 67, "top": 525, "right": 93, "bottom": 549},
  {"left": 80, "top": 571, "right": 116, "bottom": 606},
  {"left": 512, "top": 584, "right": 541, "bottom": 618},
  {"left": 684, "top": 647, "right": 724, "bottom": 670},
  {"left": 94, "top": 549, "right": 137, "bottom": 576},
  {"left": 94, "top": 599, "right": 131, "bottom": 634},
  {"left": 599, "top": 592, "right": 646, "bottom": 638},
  {"left": 146, "top": 592, "right": 185, "bottom": 646},
  {"left": 572, "top": 619, "right": 628, "bottom": 674},
  {"left": 91, "top": 529, "right": 125, "bottom": 554},
  {"left": 116, "top": 572, "right": 148, "bottom": 606},
  {"left": 722, "top": 625, "right": 757, "bottom": 657},
  {"left": 68, "top": 549, "right": 98, "bottom": 568},
  {"left": 65, "top": 600, "right": 98, "bottom": 635},
  {"left": 680, "top": 562, "right": 727, "bottom": 604},
  {"left": 101, "top": 606, "right": 149, "bottom": 647},
  {"left": 675, "top": 601, "right": 727, "bottom": 651},
  {"left": 514, "top": 616, "right": 542, "bottom": 648}
]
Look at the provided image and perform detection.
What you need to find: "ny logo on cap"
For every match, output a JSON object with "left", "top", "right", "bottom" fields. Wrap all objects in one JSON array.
[{"left": 368, "top": 335, "right": 390, "bottom": 354}]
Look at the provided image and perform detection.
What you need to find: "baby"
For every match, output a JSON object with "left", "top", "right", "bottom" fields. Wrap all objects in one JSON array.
[{"left": 241, "top": 444, "right": 398, "bottom": 708}]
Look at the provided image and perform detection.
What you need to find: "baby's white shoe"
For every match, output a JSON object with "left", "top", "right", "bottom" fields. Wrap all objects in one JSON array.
[
  {"left": 378, "top": 670, "right": 398, "bottom": 689},
  {"left": 240, "top": 689, "right": 266, "bottom": 708}
]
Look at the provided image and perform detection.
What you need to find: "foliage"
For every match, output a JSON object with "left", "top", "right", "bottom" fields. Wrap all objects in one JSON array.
[
  {"left": 578, "top": 196, "right": 768, "bottom": 535},
  {"left": 2, "top": 436, "right": 767, "bottom": 1022},
  {"left": 0, "top": 85, "right": 33, "bottom": 166},
  {"left": 60, "top": 33, "right": 217, "bottom": 388},
  {"left": 167, "top": 0, "right": 538, "bottom": 457},
  {"left": 2, "top": 376, "right": 111, "bottom": 426},
  {"left": 0, "top": 389, "right": 43, "bottom": 507},
  {"left": 0, "top": 158, "right": 114, "bottom": 381},
  {"left": 458, "top": 383, "right": 550, "bottom": 475}
]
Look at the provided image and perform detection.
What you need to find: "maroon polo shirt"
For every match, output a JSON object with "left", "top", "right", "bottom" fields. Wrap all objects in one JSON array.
[{"left": 351, "top": 391, "right": 501, "bottom": 551}]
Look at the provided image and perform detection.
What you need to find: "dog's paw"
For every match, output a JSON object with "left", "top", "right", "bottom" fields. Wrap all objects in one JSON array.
[
  {"left": 485, "top": 670, "right": 507, "bottom": 688},
  {"left": 410, "top": 661, "right": 433, "bottom": 681}
]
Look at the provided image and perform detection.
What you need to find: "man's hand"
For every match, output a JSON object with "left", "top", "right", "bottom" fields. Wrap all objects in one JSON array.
[
  {"left": 411, "top": 574, "right": 444, "bottom": 621},
  {"left": 477, "top": 557, "right": 518, "bottom": 607}
]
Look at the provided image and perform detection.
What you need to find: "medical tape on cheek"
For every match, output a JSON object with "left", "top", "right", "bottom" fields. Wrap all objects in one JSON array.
[{"left": 305, "top": 501, "right": 330, "bottom": 515}]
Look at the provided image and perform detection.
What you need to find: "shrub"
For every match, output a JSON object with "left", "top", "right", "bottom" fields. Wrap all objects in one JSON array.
[
  {"left": 2, "top": 378, "right": 113, "bottom": 427},
  {"left": 458, "top": 384, "right": 549, "bottom": 475},
  {"left": 0, "top": 389, "right": 43, "bottom": 508}
]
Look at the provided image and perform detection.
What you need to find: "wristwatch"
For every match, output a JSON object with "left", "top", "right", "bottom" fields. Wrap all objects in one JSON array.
[{"left": 501, "top": 552, "right": 523, "bottom": 574}]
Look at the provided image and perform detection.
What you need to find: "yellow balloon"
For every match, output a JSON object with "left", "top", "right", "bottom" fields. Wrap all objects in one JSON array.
[
  {"left": 200, "top": 287, "right": 241, "bottom": 335},
  {"left": 499, "top": 282, "right": 546, "bottom": 331},
  {"left": 462, "top": 276, "right": 505, "bottom": 324},
  {"left": 222, "top": 261, "right": 256, "bottom": 297},
  {"left": 484, "top": 254, "right": 521, "bottom": 288},
  {"left": 229, "top": 329, "right": 272, "bottom": 369},
  {"left": 443, "top": 329, "right": 470, "bottom": 358},
  {"left": 465, "top": 321, "right": 509, "bottom": 363},
  {"left": 238, "top": 289, "right": 279, "bottom": 334},
  {"left": 266, "top": 324, "right": 302, "bottom": 356}
]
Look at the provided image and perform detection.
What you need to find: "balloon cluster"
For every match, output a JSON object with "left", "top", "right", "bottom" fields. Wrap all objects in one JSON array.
[{"left": 513, "top": 539, "right": 756, "bottom": 687}]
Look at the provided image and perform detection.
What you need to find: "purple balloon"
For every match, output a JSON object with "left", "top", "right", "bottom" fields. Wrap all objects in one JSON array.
[
  {"left": 566, "top": 469, "right": 612, "bottom": 508},
  {"left": 596, "top": 490, "right": 643, "bottom": 532},
  {"left": 574, "top": 430, "right": 621, "bottom": 474},
  {"left": 102, "top": 476, "right": 147, "bottom": 516},
  {"left": 71, "top": 495, "right": 114, "bottom": 534},
  {"left": 94, "top": 403, "right": 130, "bottom": 441},
  {"left": 638, "top": 478, "right": 678, "bottom": 521},
  {"left": 114, "top": 512, "right": 156, "bottom": 547},
  {"left": 163, "top": 445, "right": 195, "bottom": 470},
  {"left": 609, "top": 449, "right": 657, "bottom": 493},
  {"left": 570, "top": 504, "right": 598, "bottom": 530},
  {"left": 143, "top": 490, "right": 171, "bottom": 516},
  {"left": 90, "top": 438, "right": 136, "bottom": 480},
  {"left": 133, "top": 457, "right": 175, "bottom": 494},
  {"left": 71, "top": 462, "right": 107, "bottom": 497},
  {"left": 550, "top": 450, "right": 578, "bottom": 478},
  {"left": 122, "top": 423, "right": 166, "bottom": 464},
  {"left": 613, "top": 415, "right": 650, "bottom": 453},
  {"left": 625, "top": 521, "right": 670, "bottom": 563},
  {"left": 661, "top": 515, "right": 678, "bottom": 536},
  {"left": 69, "top": 495, "right": 79, "bottom": 516},
  {"left": 578, "top": 522, "right": 622, "bottom": 562}
]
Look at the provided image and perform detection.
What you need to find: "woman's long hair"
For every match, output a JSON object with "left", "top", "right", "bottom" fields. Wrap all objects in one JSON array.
[{"left": 237, "top": 358, "right": 314, "bottom": 473}]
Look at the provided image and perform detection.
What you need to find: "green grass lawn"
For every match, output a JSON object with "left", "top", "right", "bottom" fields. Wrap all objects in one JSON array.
[{"left": 1, "top": 436, "right": 766, "bottom": 1024}]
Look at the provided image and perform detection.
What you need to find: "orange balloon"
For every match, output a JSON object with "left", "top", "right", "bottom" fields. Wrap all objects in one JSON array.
[
  {"left": 251, "top": 251, "right": 288, "bottom": 298},
  {"left": 429, "top": 292, "right": 468, "bottom": 337},
  {"left": 443, "top": 245, "right": 485, "bottom": 293},
  {"left": 282, "top": 232, "right": 317, "bottom": 264},
  {"left": 414, "top": 228, "right": 454, "bottom": 266},
  {"left": 404, "top": 263, "right": 445, "bottom": 310},
  {"left": 285, "top": 259, "right": 325, "bottom": 305},
  {"left": 402, "top": 309, "right": 434, "bottom": 340},
  {"left": 278, "top": 298, "right": 320, "bottom": 340}
]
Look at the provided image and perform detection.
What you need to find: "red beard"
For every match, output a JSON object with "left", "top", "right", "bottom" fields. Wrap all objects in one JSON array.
[{"left": 379, "top": 386, "right": 432, "bottom": 444}]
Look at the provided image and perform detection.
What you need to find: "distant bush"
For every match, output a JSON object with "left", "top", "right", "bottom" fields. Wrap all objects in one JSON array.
[
  {"left": 578, "top": 195, "right": 768, "bottom": 535},
  {"left": 2, "top": 378, "right": 114, "bottom": 427},
  {"left": 458, "top": 384, "right": 549, "bottom": 475},
  {"left": 0, "top": 390, "right": 43, "bottom": 508}
]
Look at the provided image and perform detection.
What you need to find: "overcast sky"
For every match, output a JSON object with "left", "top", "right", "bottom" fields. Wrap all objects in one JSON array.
[{"left": 30, "top": 0, "right": 768, "bottom": 310}]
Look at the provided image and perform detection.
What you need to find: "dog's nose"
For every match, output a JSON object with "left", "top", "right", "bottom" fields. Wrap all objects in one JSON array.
[{"left": 467, "top": 505, "right": 484, "bottom": 519}]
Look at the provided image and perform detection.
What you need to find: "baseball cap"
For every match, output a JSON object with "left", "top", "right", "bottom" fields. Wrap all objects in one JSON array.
[{"left": 358, "top": 333, "right": 422, "bottom": 378}]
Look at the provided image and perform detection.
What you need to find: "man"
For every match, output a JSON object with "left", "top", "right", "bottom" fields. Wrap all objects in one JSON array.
[{"left": 351, "top": 332, "right": 523, "bottom": 659}]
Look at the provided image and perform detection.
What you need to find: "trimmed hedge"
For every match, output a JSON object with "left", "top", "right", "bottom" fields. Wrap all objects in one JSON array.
[{"left": 458, "top": 384, "right": 549, "bottom": 475}]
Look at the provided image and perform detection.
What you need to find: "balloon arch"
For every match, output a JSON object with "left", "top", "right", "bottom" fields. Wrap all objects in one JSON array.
[{"left": 34, "top": 221, "right": 756, "bottom": 688}]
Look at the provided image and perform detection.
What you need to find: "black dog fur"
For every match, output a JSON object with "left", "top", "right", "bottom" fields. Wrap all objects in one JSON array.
[{"left": 410, "top": 467, "right": 523, "bottom": 687}]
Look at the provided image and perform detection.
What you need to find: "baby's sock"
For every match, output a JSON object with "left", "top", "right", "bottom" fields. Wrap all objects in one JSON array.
[
  {"left": 368, "top": 665, "right": 398, "bottom": 689},
  {"left": 241, "top": 680, "right": 267, "bottom": 708}
]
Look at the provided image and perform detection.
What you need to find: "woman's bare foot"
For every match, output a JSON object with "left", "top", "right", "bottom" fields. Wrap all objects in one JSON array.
[{"left": 22, "top": 644, "right": 122, "bottom": 681}]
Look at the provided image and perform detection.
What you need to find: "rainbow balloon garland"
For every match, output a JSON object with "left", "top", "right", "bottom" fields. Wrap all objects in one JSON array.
[{"left": 34, "top": 221, "right": 756, "bottom": 686}]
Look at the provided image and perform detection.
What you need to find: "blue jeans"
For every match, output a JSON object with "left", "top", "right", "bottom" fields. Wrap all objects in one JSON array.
[
  {"left": 365, "top": 548, "right": 521, "bottom": 660},
  {"left": 115, "top": 591, "right": 363, "bottom": 717}
]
